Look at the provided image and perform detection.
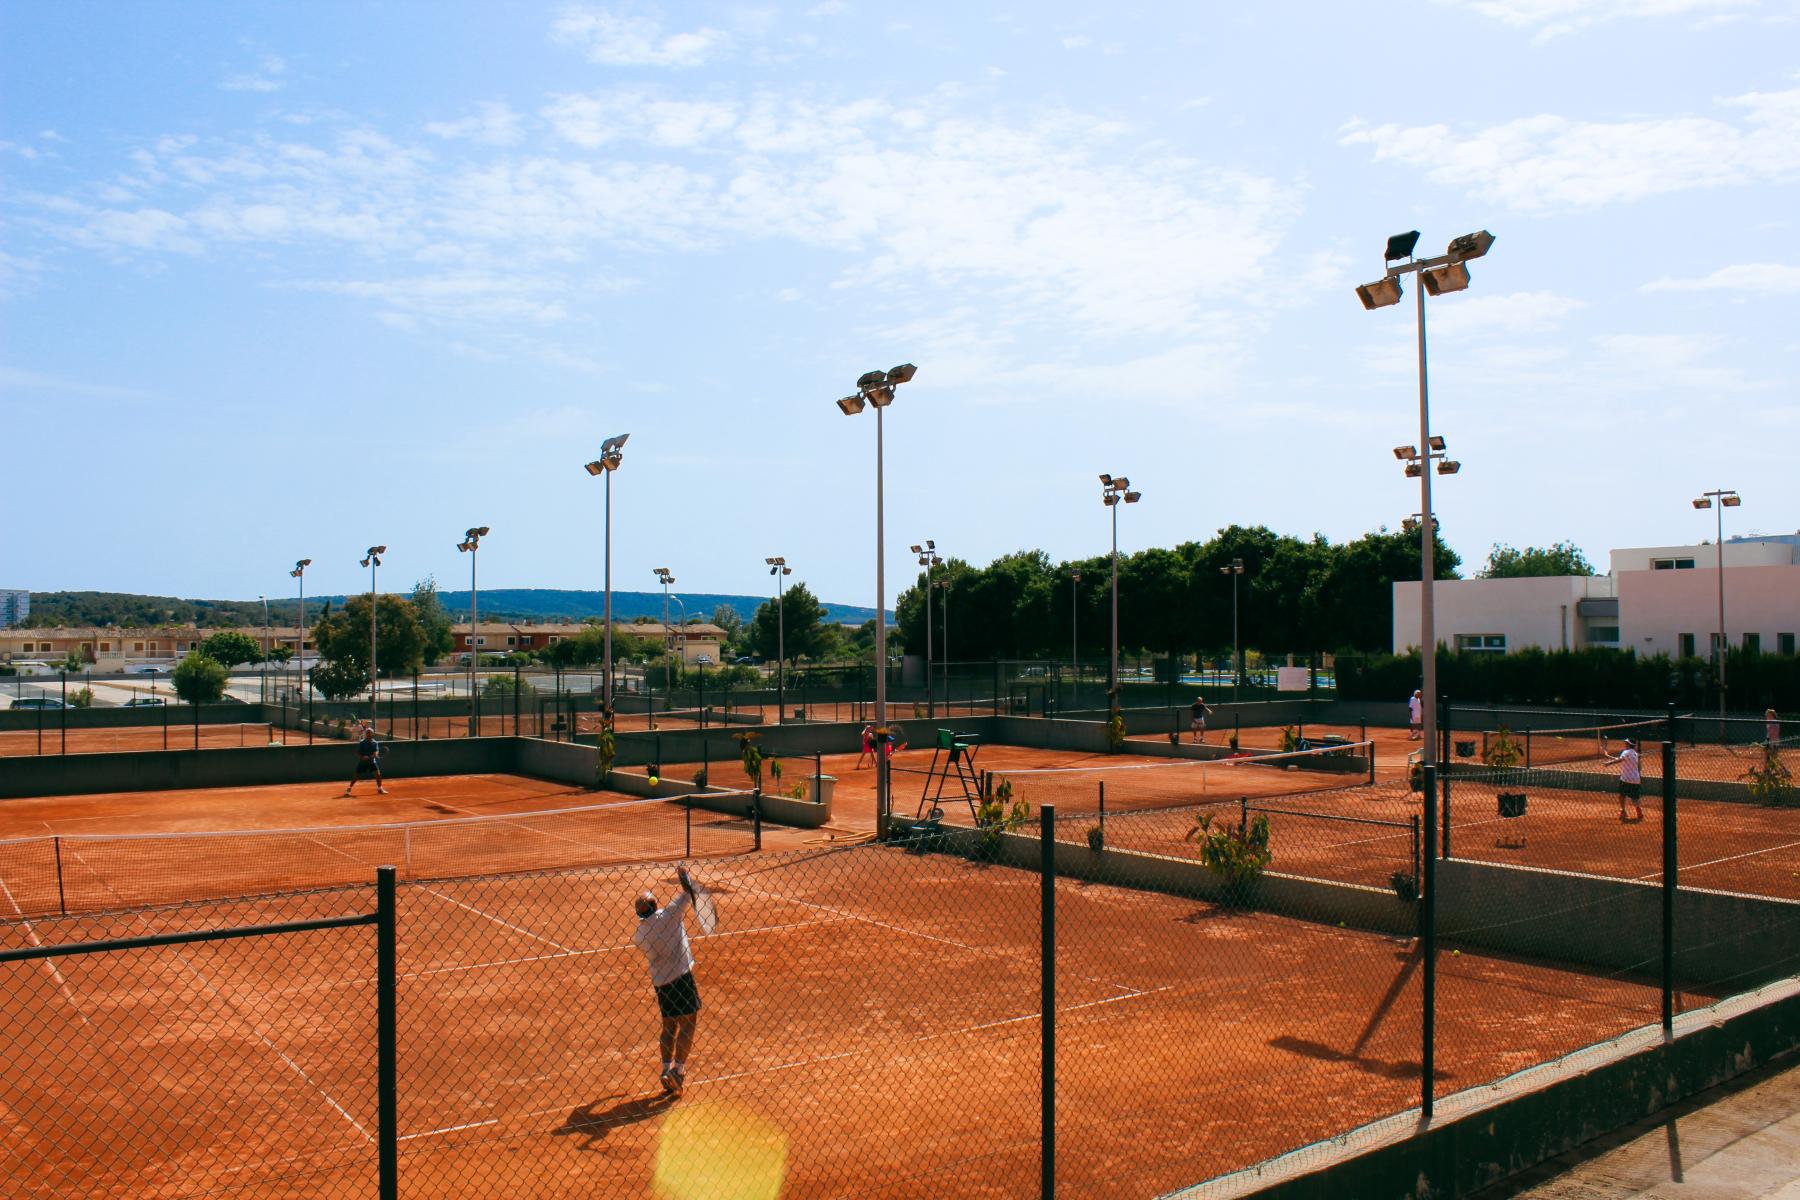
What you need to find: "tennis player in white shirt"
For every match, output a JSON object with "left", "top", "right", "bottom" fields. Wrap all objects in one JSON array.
[
  {"left": 1606, "top": 739, "right": 1645, "bottom": 822},
  {"left": 633, "top": 865, "right": 702, "bottom": 1095}
]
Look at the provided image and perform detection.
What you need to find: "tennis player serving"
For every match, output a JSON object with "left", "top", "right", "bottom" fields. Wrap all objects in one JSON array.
[{"left": 633, "top": 865, "right": 714, "bottom": 1095}]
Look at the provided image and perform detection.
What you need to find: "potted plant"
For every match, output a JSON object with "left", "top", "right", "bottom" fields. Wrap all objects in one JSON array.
[{"left": 1184, "top": 813, "right": 1272, "bottom": 908}]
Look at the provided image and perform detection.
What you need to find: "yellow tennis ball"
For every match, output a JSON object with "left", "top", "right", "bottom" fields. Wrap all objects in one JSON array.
[
  {"left": 649, "top": 775, "right": 660, "bottom": 787},
  {"left": 655, "top": 1100, "right": 788, "bottom": 1200}
]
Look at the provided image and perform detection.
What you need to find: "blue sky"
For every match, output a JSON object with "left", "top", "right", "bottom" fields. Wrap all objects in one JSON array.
[{"left": 2, "top": 0, "right": 1796, "bottom": 609}]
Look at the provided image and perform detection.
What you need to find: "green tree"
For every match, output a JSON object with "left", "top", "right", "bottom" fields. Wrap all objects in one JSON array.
[
  {"left": 200, "top": 630, "right": 264, "bottom": 668},
  {"left": 411, "top": 576, "right": 456, "bottom": 665},
  {"left": 310, "top": 658, "right": 368, "bottom": 702},
  {"left": 711, "top": 603, "right": 744, "bottom": 653},
  {"left": 542, "top": 624, "right": 652, "bottom": 669},
  {"left": 269, "top": 645, "right": 294, "bottom": 665},
  {"left": 748, "top": 583, "right": 828, "bottom": 662},
  {"left": 171, "top": 651, "right": 229, "bottom": 704},
  {"left": 1478, "top": 542, "right": 1596, "bottom": 578},
  {"left": 311, "top": 594, "right": 428, "bottom": 679}
]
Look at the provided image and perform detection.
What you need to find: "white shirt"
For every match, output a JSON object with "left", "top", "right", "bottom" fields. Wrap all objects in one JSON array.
[
  {"left": 633, "top": 891, "right": 695, "bottom": 987},
  {"left": 1408, "top": 695, "right": 1422, "bottom": 723},
  {"left": 1617, "top": 747, "right": 1641, "bottom": 785}
]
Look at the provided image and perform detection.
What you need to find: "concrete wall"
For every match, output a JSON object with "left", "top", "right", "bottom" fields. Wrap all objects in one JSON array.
[
  {"left": 1437, "top": 857, "right": 1800, "bottom": 989},
  {"left": 1619, "top": 562, "right": 1800, "bottom": 658},
  {"left": 1393, "top": 575, "right": 1618, "bottom": 655},
  {"left": 1611, "top": 538, "right": 1798, "bottom": 573},
  {"left": 0, "top": 702, "right": 265, "bottom": 733}
]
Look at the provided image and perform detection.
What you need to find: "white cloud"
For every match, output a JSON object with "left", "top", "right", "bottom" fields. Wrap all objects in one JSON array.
[
  {"left": 1643, "top": 262, "right": 1800, "bottom": 293},
  {"left": 1061, "top": 35, "right": 1092, "bottom": 49},
  {"left": 805, "top": 0, "right": 848, "bottom": 14},
  {"left": 425, "top": 101, "right": 523, "bottom": 146},
  {"left": 551, "top": 6, "right": 729, "bottom": 68},
  {"left": 542, "top": 91, "right": 737, "bottom": 148},
  {"left": 1341, "top": 85, "right": 1800, "bottom": 210},
  {"left": 221, "top": 54, "right": 287, "bottom": 92},
  {"left": 1433, "top": 0, "right": 1755, "bottom": 40},
  {"left": 1427, "top": 291, "right": 1588, "bottom": 336}
]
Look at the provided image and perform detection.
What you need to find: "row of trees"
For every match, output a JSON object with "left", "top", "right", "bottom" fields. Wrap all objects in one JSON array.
[{"left": 890, "top": 524, "right": 1463, "bottom": 662}]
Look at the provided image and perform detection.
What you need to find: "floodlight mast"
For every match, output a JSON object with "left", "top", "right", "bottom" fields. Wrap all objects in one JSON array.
[
  {"left": 584, "top": 436, "right": 629, "bottom": 714},
  {"left": 1357, "top": 230, "right": 1494, "bottom": 776},
  {"left": 291, "top": 558, "right": 313, "bottom": 744},
  {"left": 361, "top": 546, "right": 386, "bottom": 725},
  {"left": 766, "top": 557, "right": 792, "bottom": 721},
  {"left": 914, "top": 542, "right": 942, "bottom": 717},
  {"left": 460, "top": 528, "right": 486, "bottom": 736},
  {"left": 1099, "top": 475, "right": 1141, "bottom": 703},
  {"left": 1693, "top": 488, "right": 1741, "bottom": 716}
]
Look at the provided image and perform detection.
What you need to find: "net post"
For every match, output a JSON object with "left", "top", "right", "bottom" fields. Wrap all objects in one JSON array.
[
  {"left": 1410, "top": 815, "right": 1421, "bottom": 892},
  {"left": 54, "top": 836, "right": 66, "bottom": 916},
  {"left": 60, "top": 672, "right": 66, "bottom": 755},
  {"left": 1662, "top": 704, "right": 1677, "bottom": 1032},
  {"left": 36, "top": 694, "right": 43, "bottom": 756},
  {"left": 1097, "top": 781, "right": 1105, "bottom": 845},
  {"left": 1524, "top": 727, "right": 1532, "bottom": 771},
  {"left": 376, "top": 864, "right": 398, "bottom": 1200},
  {"left": 752, "top": 786, "right": 762, "bottom": 851},
  {"left": 1039, "top": 800, "right": 1055, "bottom": 1200},
  {"left": 685, "top": 795, "right": 692, "bottom": 860},
  {"left": 1421, "top": 761, "right": 1437, "bottom": 1120},
  {"left": 193, "top": 698, "right": 200, "bottom": 750},
  {"left": 1440, "top": 761, "right": 1452, "bottom": 860},
  {"left": 1239, "top": 795, "right": 1248, "bottom": 839},
  {"left": 164, "top": 692, "right": 170, "bottom": 749}
]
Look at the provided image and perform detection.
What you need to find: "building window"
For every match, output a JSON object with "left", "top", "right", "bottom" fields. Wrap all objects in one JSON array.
[
  {"left": 1588, "top": 626, "right": 1620, "bottom": 644},
  {"left": 100, "top": 642, "right": 111, "bottom": 652},
  {"left": 133, "top": 642, "right": 144, "bottom": 653},
  {"left": 1455, "top": 634, "right": 1507, "bottom": 653},
  {"left": 506, "top": 637, "right": 516, "bottom": 645},
  {"left": 1679, "top": 633, "right": 1696, "bottom": 658},
  {"left": 1780, "top": 633, "right": 1796, "bottom": 656},
  {"left": 475, "top": 637, "right": 485, "bottom": 646},
  {"left": 1652, "top": 558, "right": 1697, "bottom": 570},
  {"left": 1744, "top": 632, "right": 1761, "bottom": 654}
]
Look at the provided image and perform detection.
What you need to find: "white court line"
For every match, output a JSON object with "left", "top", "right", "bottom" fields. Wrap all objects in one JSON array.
[
  {"left": 1637, "top": 836, "right": 1800, "bottom": 882},
  {"left": 0, "top": 871, "right": 91, "bottom": 1026},
  {"left": 44, "top": 847, "right": 375, "bottom": 1146},
  {"left": 392, "top": 982, "right": 1185, "bottom": 1143},
  {"left": 413, "top": 886, "right": 578, "bottom": 953}
]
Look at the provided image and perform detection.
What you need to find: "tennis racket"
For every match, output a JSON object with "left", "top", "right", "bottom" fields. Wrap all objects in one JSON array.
[{"left": 683, "top": 867, "right": 718, "bottom": 934}]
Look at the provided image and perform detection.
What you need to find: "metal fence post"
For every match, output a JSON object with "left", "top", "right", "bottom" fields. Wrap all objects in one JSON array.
[
  {"left": 1421, "top": 762, "right": 1438, "bottom": 1120},
  {"left": 752, "top": 786, "right": 762, "bottom": 852},
  {"left": 60, "top": 671, "right": 67, "bottom": 755},
  {"left": 1040, "top": 800, "right": 1055, "bottom": 1200},
  {"left": 1662, "top": 705, "right": 1678, "bottom": 1032},
  {"left": 376, "top": 865, "right": 397, "bottom": 1200}
]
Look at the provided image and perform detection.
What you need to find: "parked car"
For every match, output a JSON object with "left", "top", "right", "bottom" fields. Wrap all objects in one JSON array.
[
  {"left": 734, "top": 656, "right": 757, "bottom": 666},
  {"left": 122, "top": 697, "right": 167, "bottom": 707},
  {"left": 11, "top": 696, "right": 65, "bottom": 709}
]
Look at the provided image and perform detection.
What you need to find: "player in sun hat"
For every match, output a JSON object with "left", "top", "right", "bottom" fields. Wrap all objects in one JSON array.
[{"left": 632, "top": 864, "right": 717, "bottom": 1095}]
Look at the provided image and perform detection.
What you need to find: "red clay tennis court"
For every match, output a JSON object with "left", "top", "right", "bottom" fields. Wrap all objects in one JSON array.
[
  {"left": 0, "top": 721, "right": 279, "bottom": 757},
  {"left": 0, "top": 835, "right": 1680, "bottom": 1199}
]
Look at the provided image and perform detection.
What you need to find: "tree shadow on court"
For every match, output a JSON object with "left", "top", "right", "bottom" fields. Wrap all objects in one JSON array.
[{"left": 551, "top": 1091, "right": 679, "bottom": 1150}]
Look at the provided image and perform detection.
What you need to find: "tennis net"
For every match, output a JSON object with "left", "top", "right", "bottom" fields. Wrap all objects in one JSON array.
[
  {"left": 987, "top": 741, "right": 1374, "bottom": 816},
  {"left": 0, "top": 792, "right": 762, "bottom": 917}
]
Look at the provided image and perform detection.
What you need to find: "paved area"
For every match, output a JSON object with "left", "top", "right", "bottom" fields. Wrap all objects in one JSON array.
[{"left": 1478, "top": 1054, "right": 1800, "bottom": 1199}]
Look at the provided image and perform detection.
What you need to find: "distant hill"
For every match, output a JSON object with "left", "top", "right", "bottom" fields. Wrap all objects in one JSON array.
[{"left": 20, "top": 588, "right": 886, "bottom": 628}]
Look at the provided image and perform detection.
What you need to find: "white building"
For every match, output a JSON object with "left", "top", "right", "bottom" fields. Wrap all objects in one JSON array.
[
  {"left": 0, "top": 590, "right": 27, "bottom": 629},
  {"left": 1393, "top": 534, "right": 1800, "bottom": 658}
]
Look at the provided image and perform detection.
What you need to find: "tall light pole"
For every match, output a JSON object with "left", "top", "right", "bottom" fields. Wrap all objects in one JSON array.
[
  {"left": 583, "top": 434, "right": 629, "bottom": 712},
  {"left": 459, "top": 527, "right": 488, "bottom": 735},
  {"left": 290, "top": 558, "right": 312, "bottom": 743},
  {"left": 1358, "top": 228, "right": 1493, "bottom": 770},
  {"left": 836, "top": 363, "right": 916, "bottom": 831},
  {"left": 1693, "top": 488, "right": 1741, "bottom": 717},
  {"left": 1099, "top": 474, "right": 1142, "bottom": 706},
  {"left": 765, "top": 557, "right": 792, "bottom": 722},
  {"left": 360, "top": 546, "right": 386, "bottom": 726},
  {"left": 654, "top": 566, "right": 675, "bottom": 724},
  {"left": 911, "top": 542, "right": 941, "bottom": 716},
  {"left": 1220, "top": 557, "right": 1244, "bottom": 703},
  {"left": 259, "top": 595, "right": 270, "bottom": 664},
  {"left": 934, "top": 576, "right": 951, "bottom": 712},
  {"left": 1070, "top": 569, "right": 1082, "bottom": 697}
]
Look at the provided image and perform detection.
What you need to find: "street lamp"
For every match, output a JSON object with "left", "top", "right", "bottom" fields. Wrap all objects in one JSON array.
[
  {"left": 1357, "top": 228, "right": 1493, "bottom": 771},
  {"left": 836, "top": 362, "right": 916, "bottom": 831},
  {"left": 459, "top": 526, "right": 488, "bottom": 735},
  {"left": 1693, "top": 488, "right": 1741, "bottom": 716},
  {"left": 654, "top": 566, "right": 676, "bottom": 722},
  {"left": 259, "top": 595, "right": 270, "bottom": 664},
  {"left": 360, "top": 546, "right": 386, "bottom": 726},
  {"left": 1219, "top": 558, "right": 1245, "bottom": 703},
  {"left": 1099, "top": 474, "right": 1142, "bottom": 704},
  {"left": 765, "top": 557, "right": 792, "bottom": 722},
  {"left": 583, "top": 434, "right": 630, "bottom": 713},
  {"left": 290, "top": 558, "right": 312, "bottom": 743},
  {"left": 911, "top": 541, "right": 942, "bottom": 717}
]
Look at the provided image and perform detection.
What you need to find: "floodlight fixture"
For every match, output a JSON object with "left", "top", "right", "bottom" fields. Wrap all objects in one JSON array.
[
  {"left": 856, "top": 370, "right": 888, "bottom": 390},
  {"left": 1427, "top": 435, "right": 1446, "bottom": 452},
  {"left": 866, "top": 384, "right": 896, "bottom": 407},
  {"left": 1693, "top": 498, "right": 1712, "bottom": 510},
  {"left": 1103, "top": 492, "right": 1119, "bottom": 506},
  {"left": 1384, "top": 231, "right": 1421, "bottom": 261},
  {"left": 887, "top": 363, "right": 918, "bottom": 384},
  {"left": 1219, "top": 557, "right": 1245, "bottom": 576},
  {"left": 836, "top": 394, "right": 865, "bottom": 416},
  {"left": 1394, "top": 445, "right": 1417, "bottom": 460},
  {"left": 1722, "top": 494, "right": 1742, "bottom": 507},
  {"left": 1113, "top": 477, "right": 1131, "bottom": 491},
  {"left": 1098, "top": 473, "right": 1113, "bottom": 485},
  {"left": 1405, "top": 463, "right": 1423, "bottom": 478},
  {"left": 601, "top": 433, "right": 630, "bottom": 454},
  {"left": 910, "top": 544, "right": 923, "bottom": 555},
  {"left": 1437, "top": 460, "right": 1461, "bottom": 475},
  {"left": 1356, "top": 278, "right": 1404, "bottom": 310},
  {"left": 1124, "top": 490, "right": 1142, "bottom": 503},
  {"left": 1447, "top": 230, "right": 1495, "bottom": 261},
  {"left": 583, "top": 460, "right": 604, "bottom": 475},
  {"left": 1422, "top": 262, "right": 1471, "bottom": 295},
  {"left": 458, "top": 540, "right": 474, "bottom": 552}
]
